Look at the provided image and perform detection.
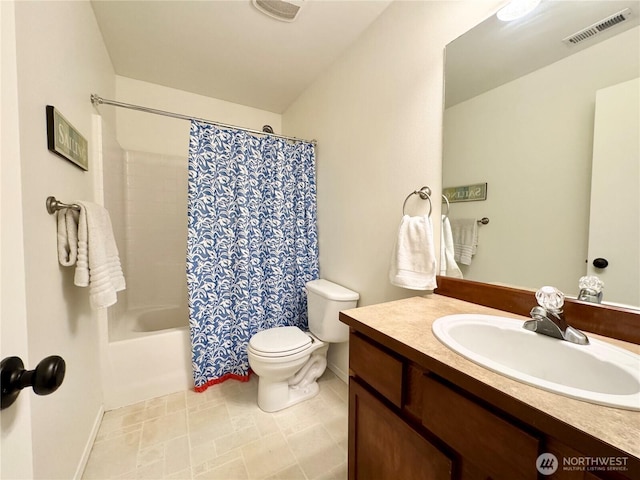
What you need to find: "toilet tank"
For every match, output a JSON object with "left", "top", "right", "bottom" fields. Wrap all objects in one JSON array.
[{"left": 305, "top": 279, "right": 359, "bottom": 343}]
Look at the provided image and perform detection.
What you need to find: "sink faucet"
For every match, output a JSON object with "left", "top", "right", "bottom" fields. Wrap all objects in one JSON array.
[
  {"left": 577, "top": 275, "right": 604, "bottom": 304},
  {"left": 523, "top": 286, "right": 589, "bottom": 345}
]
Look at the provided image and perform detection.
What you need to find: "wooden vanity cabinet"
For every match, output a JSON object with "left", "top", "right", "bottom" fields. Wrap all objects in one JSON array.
[
  {"left": 350, "top": 380, "right": 453, "bottom": 479},
  {"left": 347, "top": 330, "right": 635, "bottom": 480}
]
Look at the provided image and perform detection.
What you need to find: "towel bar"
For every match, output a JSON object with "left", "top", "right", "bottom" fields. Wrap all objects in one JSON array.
[
  {"left": 402, "top": 186, "right": 432, "bottom": 217},
  {"left": 46, "top": 196, "right": 80, "bottom": 215}
]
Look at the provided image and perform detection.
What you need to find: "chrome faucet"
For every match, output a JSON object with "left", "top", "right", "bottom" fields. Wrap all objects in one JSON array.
[{"left": 523, "top": 286, "right": 589, "bottom": 345}]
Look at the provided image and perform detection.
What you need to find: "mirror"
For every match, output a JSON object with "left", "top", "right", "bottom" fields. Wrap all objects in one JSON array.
[{"left": 443, "top": 1, "right": 639, "bottom": 308}]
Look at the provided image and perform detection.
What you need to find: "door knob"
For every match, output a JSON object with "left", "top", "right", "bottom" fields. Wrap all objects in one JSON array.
[
  {"left": 592, "top": 258, "right": 609, "bottom": 269},
  {"left": 1, "top": 355, "right": 66, "bottom": 409}
]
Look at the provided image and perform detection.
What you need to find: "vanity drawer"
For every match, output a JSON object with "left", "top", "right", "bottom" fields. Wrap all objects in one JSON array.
[
  {"left": 349, "top": 333, "right": 403, "bottom": 407},
  {"left": 421, "top": 375, "right": 539, "bottom": 480}
]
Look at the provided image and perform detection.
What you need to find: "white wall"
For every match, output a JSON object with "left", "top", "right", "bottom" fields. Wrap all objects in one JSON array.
[
  {"left": 11, "top": 1, "right": 116, "bottom": 477},
  {"left": 282, "top": 0, "right": 503, "bottom": 379},
  {"left": 443, "top": 26, "right": 640, "bottom": 295},
  {"left": 113, "top": 76, "right": 282, "bottom": 156}
]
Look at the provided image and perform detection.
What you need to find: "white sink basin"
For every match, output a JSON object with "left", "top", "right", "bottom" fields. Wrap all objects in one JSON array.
[{"left": 432, "top": 314, "right": 640, "bottom": 411}]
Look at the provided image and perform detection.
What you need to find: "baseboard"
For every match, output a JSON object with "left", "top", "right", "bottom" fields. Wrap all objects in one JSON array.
[
  {"left": 327, "top": 362, "right": 348, "bottom": 384},
  {"left": 74, "top": 404, "right": 104, "bottom": 480}
]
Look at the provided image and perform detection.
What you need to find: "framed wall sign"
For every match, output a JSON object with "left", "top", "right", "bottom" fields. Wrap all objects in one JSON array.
[
  {"left": 46, "top": 105, "right": 88, "bottom": 171},
  {"left": 443, "top": 182, "right": 487, "bottom": 203}
]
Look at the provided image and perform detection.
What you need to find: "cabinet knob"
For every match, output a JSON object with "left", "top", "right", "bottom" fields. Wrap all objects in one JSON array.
[
  {"left": 592, "top": 258, "right": 609, "bottom": 269},
  {"left": 1, "top": 355, "right": 66, "bottom": 409}
]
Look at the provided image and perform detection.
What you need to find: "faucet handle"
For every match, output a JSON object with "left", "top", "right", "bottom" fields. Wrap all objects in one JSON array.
[
  {"left": 579, "top": 275, "right": 604, "bottom": 292},
  {"left": 536, "top": 286, "right": 564, "bottom": 312}
]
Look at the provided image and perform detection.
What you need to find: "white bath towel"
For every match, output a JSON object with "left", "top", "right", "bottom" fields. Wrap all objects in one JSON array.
[
  {"left": 450, "top": 218, "right": 478, "bottom": 266},
  {"left": 74, "top": 201, "right": 126, "bottom": 309},
  {"left": 56, "top": 208, "right": 79, "bottom": 266},
  {"left": 440, "top": 215, "right": 463, "bottom": 278},
  {"left": 389, "top": 215, "right": 437, "bottom": 290}
]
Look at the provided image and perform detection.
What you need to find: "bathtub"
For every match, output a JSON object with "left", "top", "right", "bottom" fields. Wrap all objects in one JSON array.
[
  {"left": 103, "top": 305, "right": 193, "bottom": 409},
  {"left": 131, "top": 305, "right": 188, "bottom": 333}
]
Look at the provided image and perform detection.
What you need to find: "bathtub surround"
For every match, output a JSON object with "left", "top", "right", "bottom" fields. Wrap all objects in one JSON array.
[
  {"left": 121, "top": 150, "right": 188, "bottom": 312},
  {"left": 187, "top": 122, "right": 319, "bottom": 391},
  {"left": 101, "top": 147, "right": 191, "bottom": 410},
  {"left": 102, "top": 307, "right": 192, "bottom": 410}
]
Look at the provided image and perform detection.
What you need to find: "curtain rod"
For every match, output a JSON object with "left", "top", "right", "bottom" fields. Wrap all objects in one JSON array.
[{"left": 90, "top": 94, "right": 316, "bottom": 145}]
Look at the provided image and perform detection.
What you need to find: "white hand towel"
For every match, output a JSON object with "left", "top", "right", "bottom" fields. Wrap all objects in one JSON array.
[
  {"left": 74, "top": 201, "right": 126, "bottom": 309},
  {"left": 440, "top": 215, "right": 463, "bottom": 278},
  {"left": 389, "top": 215, "right": 437, "bottom": 290},
  {"left": 56, "top": 208, "right": 79, "bottom": 266},
  {"left": 450, "top": 218, "right": 478, "bottom": 266}
]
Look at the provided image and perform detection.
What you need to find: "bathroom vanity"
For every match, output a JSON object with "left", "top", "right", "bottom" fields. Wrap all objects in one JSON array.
[{"left": 340, "top": 292, "right": 640, "bottom": 480}]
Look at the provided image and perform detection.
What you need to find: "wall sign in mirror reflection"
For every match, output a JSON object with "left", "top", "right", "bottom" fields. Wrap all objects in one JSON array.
[
  {"left": 443, "top": 183, "right": 487, "bottom": 203},
  {"left": 442, "top": 1, "right": 639, "bottom": 309}
]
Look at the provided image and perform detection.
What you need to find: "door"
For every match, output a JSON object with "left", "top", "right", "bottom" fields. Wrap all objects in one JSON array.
[
  {"left": 1, "top": 1, "right": 35, "bottom": 476},
  {"left": 587, "top": 78, "right": 640, "bottom": 307}
]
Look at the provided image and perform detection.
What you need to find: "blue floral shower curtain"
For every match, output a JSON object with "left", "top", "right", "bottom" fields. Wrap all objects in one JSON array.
[{"left": 186, "top": 121, "right": 319, "bottom": 392}]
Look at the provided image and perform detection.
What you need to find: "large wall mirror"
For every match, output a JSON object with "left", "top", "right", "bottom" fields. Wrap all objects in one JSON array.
[{"left": 443, "top": 1, "right": 639, "bottom": 309}]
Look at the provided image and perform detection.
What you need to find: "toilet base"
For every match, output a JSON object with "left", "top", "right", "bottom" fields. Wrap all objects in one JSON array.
[
  {"left": 256, "top": 346, "right": 328, "bottom": 412},
  {"left": 257, "top": 377, "right": 320, "bottom": 413}
]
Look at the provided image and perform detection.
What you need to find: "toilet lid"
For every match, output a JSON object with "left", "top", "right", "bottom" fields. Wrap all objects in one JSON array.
[{"left": 249, "top": 326, "right": 312, "bottom": 355}]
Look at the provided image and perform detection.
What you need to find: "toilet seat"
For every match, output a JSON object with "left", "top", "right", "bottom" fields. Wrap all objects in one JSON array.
[{"left": 249, "top": 326, "right": 313, "bottom": 358}]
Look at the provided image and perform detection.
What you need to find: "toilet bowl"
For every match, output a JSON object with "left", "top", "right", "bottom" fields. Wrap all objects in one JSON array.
[
  {"left": 248, "top": 326, "right": 327, "bottom": 412},
  {"left": 247, "top": 279, "right": 359, "bottom": 412}
]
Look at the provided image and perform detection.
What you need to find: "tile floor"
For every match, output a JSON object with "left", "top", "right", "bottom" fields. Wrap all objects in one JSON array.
[{"left": 83, "top": 371, "right": 348, "bottom": 480}]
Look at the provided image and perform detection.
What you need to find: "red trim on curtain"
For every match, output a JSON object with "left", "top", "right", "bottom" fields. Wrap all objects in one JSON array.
[{"left": 194, "top": 370, "right": 253, "bottom": 393}]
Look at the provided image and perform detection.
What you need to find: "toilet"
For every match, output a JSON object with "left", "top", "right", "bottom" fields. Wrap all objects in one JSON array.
[{"left": 247, "top": 279, "right": 359, "bottom": 412}]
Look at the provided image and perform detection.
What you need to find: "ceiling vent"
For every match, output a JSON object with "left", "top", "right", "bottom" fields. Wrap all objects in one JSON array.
[
  {"left": 563, "top": 8, "right": 632, "bottom": 45},
  {"left": 253, "top": 0, "right": 304, "bottom": 22}
]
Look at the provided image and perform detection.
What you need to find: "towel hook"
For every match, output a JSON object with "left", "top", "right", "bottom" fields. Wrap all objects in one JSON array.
[
  {"left": 46, "top": 196, "right": 80, "bottom": 215},
  {"left": 402, "top": 186, "right": 432, "bottom": 217},
  {"left": 441, "top": 194, "right": 450, "bottom": 217}
]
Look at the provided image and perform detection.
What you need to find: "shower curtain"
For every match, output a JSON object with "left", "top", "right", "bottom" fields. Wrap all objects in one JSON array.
[{"left": 186, "top": 121, "right": 319, "bottom": 392}]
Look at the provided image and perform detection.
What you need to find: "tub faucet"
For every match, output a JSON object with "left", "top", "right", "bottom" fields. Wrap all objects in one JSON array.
[{"left": 523, "top": 286, "right": 589, "bottom": 345}]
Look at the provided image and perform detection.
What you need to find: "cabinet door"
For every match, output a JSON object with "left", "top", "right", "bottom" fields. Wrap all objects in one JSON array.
[
  {"left": 421, "top": 375, "right": 539, "bottom": 480},
  {"left": 349, "top": 379, "right": 453, "bottom": 480}
]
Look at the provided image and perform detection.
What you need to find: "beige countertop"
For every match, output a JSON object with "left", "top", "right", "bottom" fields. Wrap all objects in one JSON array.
[{"left": 341, "top": 294, "right": 640, "bottom": 459}]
